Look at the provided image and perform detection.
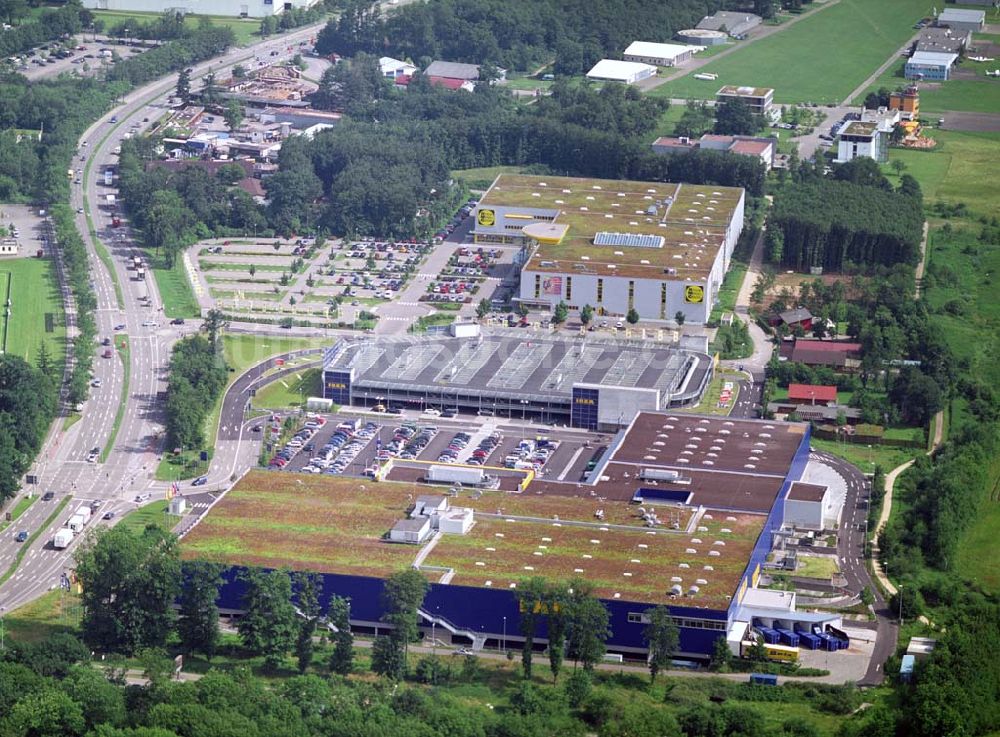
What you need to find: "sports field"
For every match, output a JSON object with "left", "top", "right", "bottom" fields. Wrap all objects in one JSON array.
[
  {"left": 0, "top": 256, "right": 66, "bottom": 365},
  {"left": 92, "top": 10, "right": 262, "bottom": 46},
  {"left": 648, "top": 0, "right": 933, "bottom": 105}
]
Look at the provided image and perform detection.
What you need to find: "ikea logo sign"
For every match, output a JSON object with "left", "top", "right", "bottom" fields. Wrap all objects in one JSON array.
[
  {"left": 326, "top": 382, "right": 347, "bottom": 390},
  {"left": 575, "top": 397, "right": 595, "bottom": 405}
]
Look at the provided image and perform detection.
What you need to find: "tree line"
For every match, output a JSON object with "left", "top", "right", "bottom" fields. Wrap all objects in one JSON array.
[
  {"left": 116, "top": 138, "right": 267, "bottom": 267},
  {"left": 0, "top": 352, "right": 57, "bottom": 502},
  {"left": 0, "top": 1, "right": 88, "bottom": 60},
  {"left": 164, "top": 316, "right": 229, "bottom": 451},
  {"left": 768, "top": 177, "right": 923, "bottom": 271},
  {"left": 316, "top": 0, "right": 723, "bottom": 75},
  {"left": 106, "top": 25, "right": 235, "bottom": 86}
]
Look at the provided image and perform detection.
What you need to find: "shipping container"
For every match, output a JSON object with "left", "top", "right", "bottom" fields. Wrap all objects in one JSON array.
[
  {"left": 756, "top": 626, "right": 781, "bottom": 645},
  {"left": 795, "top": 631, "right": 822, "bottom": 650},
  {"left": 749, "top": 673, "right": 778, "bottom": 686},
  {"left": 776, "top": 629, "right": 800, "bottom": 647}
]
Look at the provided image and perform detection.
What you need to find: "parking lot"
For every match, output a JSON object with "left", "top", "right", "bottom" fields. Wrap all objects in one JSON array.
[{"left": 261, "top": 408, "right": 609, "bottom": 486}]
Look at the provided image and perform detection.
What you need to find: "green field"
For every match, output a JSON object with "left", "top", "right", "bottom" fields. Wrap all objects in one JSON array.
[
  {"left": 885, "top": 130, "right": 1000, "bottom": 216},
  {"left": 117, "top": 498, "right": 181, "bottom": 534},
  {"left": 648, "top": 0, "right": 932, "bottom": 105},
  {"left": 0, "top": 257, "right": 66, "bottom": 365},
  {"left": 251, "top": 367, "right": 321, "bottom": 409},
  {"left": 92, "top": 10, "right": 263, "bottom": 46},
  {"left": 0, "top": 589, "right": 82, "bottom": 644},
  {"left": 151, "top": 258, "right": 201, "bottom": 318}
]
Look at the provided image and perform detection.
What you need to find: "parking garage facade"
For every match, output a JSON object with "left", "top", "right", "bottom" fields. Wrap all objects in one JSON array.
[{"left": 322, "top": 331, "right": 713, "bottom": 430}]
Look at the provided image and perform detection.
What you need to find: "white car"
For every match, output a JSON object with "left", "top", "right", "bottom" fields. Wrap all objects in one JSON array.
[
  {"left": 91, "top": 378, "right": 102, "bottom": 388},
  {"left": 141, "top": 320, "right": 158, "bottom": 328},
  {"left": 422, "top": 407, "right": 442, "bottom": 416}
]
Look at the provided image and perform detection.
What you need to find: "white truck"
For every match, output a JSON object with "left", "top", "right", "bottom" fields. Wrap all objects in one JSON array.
[
  {"left": 68, "top": 513, "right": 86, "bottom": 533},
  {"left": 75, "top": 506, "right": 92, "bottom": 525},
  {"left": 427, "top": 464, "right": 484, "bottom": 486},
  {"left": 53, "top": 528, "right": 74, "bottom": 549}
]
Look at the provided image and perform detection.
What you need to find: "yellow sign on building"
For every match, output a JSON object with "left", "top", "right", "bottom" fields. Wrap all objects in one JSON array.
[
  {"left": 477, "top": 209, "right": 496, "bottom": 227},
  {"left": 684, "top": 285, "right": 705, "bottom": 303}
]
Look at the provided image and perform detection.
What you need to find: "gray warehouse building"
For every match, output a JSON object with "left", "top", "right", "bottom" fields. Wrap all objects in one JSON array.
[
  {"left": 472, "top": 174, "right": 746, "bottom": 325},
  {"left": 322, "top": 329, "right": 712, "bottom": 430},
  {"left": 696, "top": 11, "right": 762, "bottom": 38}
]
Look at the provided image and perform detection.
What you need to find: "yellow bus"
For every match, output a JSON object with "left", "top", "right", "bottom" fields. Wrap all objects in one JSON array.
[{"left": 764, "top": 644, "right": 799, "bottom": 663}]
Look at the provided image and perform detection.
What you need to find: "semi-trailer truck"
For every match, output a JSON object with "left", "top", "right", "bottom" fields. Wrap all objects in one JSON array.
[{"left": 427, "top": 464, "right": 485, "bottom": 486}]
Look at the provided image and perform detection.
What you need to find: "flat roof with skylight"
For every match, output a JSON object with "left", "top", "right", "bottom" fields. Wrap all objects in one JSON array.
[{"left": 475, "top": 174, "right": 744, "bottom": 281}]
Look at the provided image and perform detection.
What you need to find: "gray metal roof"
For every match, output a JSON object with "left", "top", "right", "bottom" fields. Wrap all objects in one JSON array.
[
  {"left": 908, "top": 51, "right": 959, "bottom": 66},
  {"left": 424, "top": 61, "right": 480, "bottom": 80},
  {"left": 938, "top": 8, "right": 985, "bottom": 22}
]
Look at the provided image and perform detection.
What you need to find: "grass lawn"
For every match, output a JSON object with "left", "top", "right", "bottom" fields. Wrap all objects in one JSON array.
[
  {"left": 222, "top": 333, "right": 328, "bottom": 376},
  {"left": 1, "top": 589, "right": 82, "bottom": 644},
  {"left": 954, "top": 497, "right": 1000, "bottom": 593},
  {"left": 710, "top": 261, "right": 747, "bottom": 321},
  {"left": 410, "top": 312, "right": 458, "bottom": 332},
  {"left": 797, "top": 555, "right": 840, "bottom": 579},
  {"left": 809, "top": 438, "right": 916, "bottom": 475},
  {"left": 0, "top": 494, "right": 37, "bottom": 533},
  {"left": 0, "top": 257, "right": 66, "bottom": 365},
  {"left": 151, "top": 258, "right": 201, "bottom": 318},
  {"left": 648, "top": 0, "right": 933, "bottom": 105},
  {"left": 117, "top": 499, "right": 181, "bottom": 534},
  {"left": 156, "top": 449, "right": 210, "bottom": 482},
  {"left": 91, "top": 10, "right": 263, "bottom": 46},
  {"left": 251, "top": 367, "right": 321, "bottom": 410},
  {"left": 885, "top": 130, "right": 1000, "bottom": 216},
  {"left": 450, "top": 165, "right": 529, "bottom": 190},
  {"left": 679, "top": 369, "right": 742, "bottom": 416}
]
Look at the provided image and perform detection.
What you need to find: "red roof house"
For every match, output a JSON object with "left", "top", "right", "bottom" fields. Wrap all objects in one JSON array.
[
  {"left": 787, "top": 384, "right": 838, "bottom": 405},
  {"left": 782, "top": 339, "right": 863, "bottom": 369}
]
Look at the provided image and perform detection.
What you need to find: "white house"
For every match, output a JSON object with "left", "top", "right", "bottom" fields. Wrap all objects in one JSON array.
[
  {"left": 586, "top": 59, "right": 657, "bottom": 85},
  {"left": 623, "top": 41, "right": 696, "bottom": 67},
  {"left": 0, "top": 239, "right": 17, "bottom": 257},
  {"left": 379, "top": 56, "right": 416, "bottom": 79}
]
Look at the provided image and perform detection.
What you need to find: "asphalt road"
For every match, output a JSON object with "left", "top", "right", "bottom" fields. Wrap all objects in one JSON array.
[{"left": 0, "top": 21, "right": 330, "bottom": 614}]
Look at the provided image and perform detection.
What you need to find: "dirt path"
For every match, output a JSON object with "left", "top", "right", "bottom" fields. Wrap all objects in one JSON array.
[{"left": 915, "top": 221, "right": 929, "bottom": 298}]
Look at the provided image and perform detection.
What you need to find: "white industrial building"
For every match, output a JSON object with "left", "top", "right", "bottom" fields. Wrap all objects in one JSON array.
[
  {"left": 623, "top": 41, "right": 696, "bottom": 67},
  {"left": 783, "top": 482, "right": 830, "bottom": 529},
  {"left": 83, "top": 0, "right": 319, "bottom": 17},
  {"left": 586, "top": 59, "right": 657, "bottom": 85},
  {"left": 472, "top": 174, "right": 745, "bottom": 324}
]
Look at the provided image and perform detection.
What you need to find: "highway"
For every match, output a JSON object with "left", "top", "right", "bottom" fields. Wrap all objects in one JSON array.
[{"left": 0, "top": 22, "right": 328, "bottom": 613}]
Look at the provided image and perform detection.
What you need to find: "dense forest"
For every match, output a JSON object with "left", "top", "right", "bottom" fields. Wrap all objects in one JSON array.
[
  {"left": 316, "top": 0, "right": 727, "bottom": 74},
  {"left": 768, "top": 177, "right": 923, "bottom": 271},
  {"left": 0, "top": 353, "right": 57, "bottom": 502},
  {"left": 165, "top": 330, "right": 228, "bottom": 450}
]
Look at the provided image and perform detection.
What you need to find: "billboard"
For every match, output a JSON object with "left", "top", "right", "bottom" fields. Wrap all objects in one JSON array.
[
  {"left": 477, "top": 209, "right": 496, "bottom": 227},
  {"left": 542, "top": 276, "right": 563, "bottom": 296}
]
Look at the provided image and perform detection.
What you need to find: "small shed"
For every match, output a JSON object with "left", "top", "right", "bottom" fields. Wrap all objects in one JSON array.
[
  {"left": 389, "top": 517, "right": 431, "bottom": 544},
  {"left": 169, "top": 497, "right": 188, "bottom": 516}
]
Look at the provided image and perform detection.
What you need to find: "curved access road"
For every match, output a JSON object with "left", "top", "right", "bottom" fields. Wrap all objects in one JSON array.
[{"left": 0, "top": 22, "right": 329, "bottom": 615}]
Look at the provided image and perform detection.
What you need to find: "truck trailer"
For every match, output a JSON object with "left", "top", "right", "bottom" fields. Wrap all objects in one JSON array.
[{"left": 427, "top": 464, "right": 484, "bottom": 486}]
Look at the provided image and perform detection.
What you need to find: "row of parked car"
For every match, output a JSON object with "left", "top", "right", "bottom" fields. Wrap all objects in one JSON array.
[
  {"left": 382, "top": 424, "right": 438, "bottom": 462},
  {"left": 437, "top": 431, "right": 475, "bottom": 463},
  {"left": 267, "top": 415, "right": 327, "bottom": 469},
  {"left": 466, "top": 432, "right": 503, "bottom": 466},
  {"left": 503, "top": 437, "right": 558, "bottom": 471},
  {"left": 300, "top": 420, "right": 378, "bottom": 474},
  {"left": 434, "top": 197, "right": 479, "bottom": 241}
]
